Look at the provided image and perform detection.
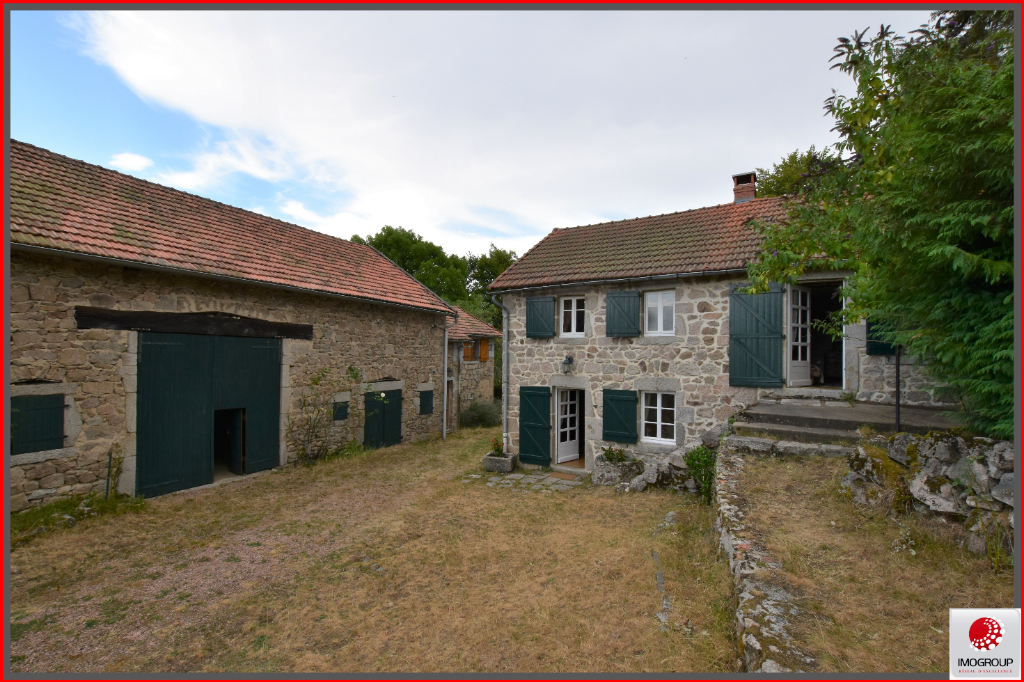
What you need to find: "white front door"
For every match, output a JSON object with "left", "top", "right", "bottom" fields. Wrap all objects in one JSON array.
[
  {"left": 556, "top": 389, "right": 580, "bottom": 463},
  {"left": 789, "top": 286, "right": 812, "bottom": 387}
]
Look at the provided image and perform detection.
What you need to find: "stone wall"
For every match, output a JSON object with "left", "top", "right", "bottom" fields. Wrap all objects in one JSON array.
[
  {"left": 9, "top": 251, "right": 447, "bottom": 510},
  {"left": 843, "top": 432, "right": 1015, "bottom": 555},
  {"left": 502, "top": 275, "right": 953, "bottom": 472},
  {"left": 504, "top": 276, "right": 760, "bottom": 470},
  {"left": 843, "top": 322, "right": 952, "bottom": 406}
]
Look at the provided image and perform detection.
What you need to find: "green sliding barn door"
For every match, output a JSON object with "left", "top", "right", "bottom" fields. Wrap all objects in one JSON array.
[
  {"left": 137, "top": 333, "right": 215, "bottom": 497},
  {"left": 138, "top": 333, "right": 281, "bottom": 497}
]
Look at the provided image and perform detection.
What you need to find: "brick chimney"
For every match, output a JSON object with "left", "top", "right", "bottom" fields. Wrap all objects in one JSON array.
[{"left": 732, "top": 172, "right": 756, "bottom": 203}]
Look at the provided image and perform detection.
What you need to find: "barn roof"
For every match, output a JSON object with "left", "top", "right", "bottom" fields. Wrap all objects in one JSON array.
[{"left": 9, "top": 140, "right": 454, "bottom": 314}]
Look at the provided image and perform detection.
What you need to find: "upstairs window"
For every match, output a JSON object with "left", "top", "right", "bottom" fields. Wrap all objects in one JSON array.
[
  {"left": 561, "top": 297, "right": 586, "bottom": 337},
  {"left": 463, "top": 341, "right": 479, "bottom": 361},
  {"left": 645, "top": 290, "right": 675, "bottom": 336}
]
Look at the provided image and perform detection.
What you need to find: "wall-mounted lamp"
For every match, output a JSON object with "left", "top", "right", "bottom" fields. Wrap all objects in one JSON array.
[{"left": 561, "top": 355, "right": 575, "bottom": 374}]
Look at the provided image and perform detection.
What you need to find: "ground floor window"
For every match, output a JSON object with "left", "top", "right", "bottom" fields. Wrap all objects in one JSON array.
[{"left": 641, "top": 392, "right": 675, "bottom": 444}]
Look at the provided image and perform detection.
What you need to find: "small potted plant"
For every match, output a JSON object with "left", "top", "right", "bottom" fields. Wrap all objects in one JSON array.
[{"left": 482, "top": 436, "right": 517, "bottom": 473}]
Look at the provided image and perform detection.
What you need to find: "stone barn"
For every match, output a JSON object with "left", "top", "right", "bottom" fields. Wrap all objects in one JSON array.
[{"left": 8, "top": 140, "right": 455, "bottom": 510}]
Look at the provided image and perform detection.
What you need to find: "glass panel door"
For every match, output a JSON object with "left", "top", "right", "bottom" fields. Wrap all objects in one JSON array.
[
  {"left": 789, "top": 286, "right": 812, "bottom": 386},
  {"left": 556, "top": 389, "right": 580, "bottom": 462}
]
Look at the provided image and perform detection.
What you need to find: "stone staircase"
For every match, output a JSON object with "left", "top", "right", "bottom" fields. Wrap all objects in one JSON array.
[{"left": 728, "top": 397, "right": 960, "bottom": 456}]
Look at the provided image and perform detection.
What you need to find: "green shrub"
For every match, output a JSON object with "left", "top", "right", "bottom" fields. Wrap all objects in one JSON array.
[
  {"left": 600, "top": 445, "right": 633, "bottom": 464},
  {"left": 684, "top": 445, "right": 717, "bottom": 505},
  {"left": 460, "top": 400, "right": 501, "bottom": 428}
]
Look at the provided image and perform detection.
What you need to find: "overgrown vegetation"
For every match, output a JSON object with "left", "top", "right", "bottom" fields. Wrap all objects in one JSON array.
[
  {"left": 747, "top": 11, "right": 1014, "bottom": 438},
  {"left": 599, "top": 445, "right": 633, "bottom": 464},
  {"left": 285, "top": 366, "right": 363, "bottom": 464},
  {"left": 683, "top": 446, "right": 716, "bottom": 505},
  {"left": 10, "top": 493, "right": 146, "bottom": 547},
  {"left": 459, "top": 399, "right": 501, "bottom": 428}
]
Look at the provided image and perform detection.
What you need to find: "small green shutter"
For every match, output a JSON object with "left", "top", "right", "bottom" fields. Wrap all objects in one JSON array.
[
  {"left": 866, "top": 320, "right": 897, "bottom": 356},
  {"left": 526, "top": 297, "right": 556, "bottom": 338},
  {"left": 602, "top": 389, "right": 638, "bottom": 443},
  {"left": 729, "top": 284, "right": 784, "bottom": 387},
  {"left": 333, "top": 402, "right": 349, "bottom": 420},
  {"left": 419, "top": 390, "right": 434, "bottom": 415},
  {"left": 519, "top": 386, "right": 551, "bottom": 465},
  {"left": 11, "top": 395, "right": 65, "bottom": 455},
  {"left": 606, "top": 291, "right": 640, "bottom": 337}
]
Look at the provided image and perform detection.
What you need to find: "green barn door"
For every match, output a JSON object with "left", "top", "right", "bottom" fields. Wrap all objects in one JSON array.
[
  {"left": 213, "top": 336, "right": 281, "bottom": 474},
  {"left": 364, "top": 389, "right": 402, "bottom": 449},
  {"left": 519, "top": 386, "right": 551, "bottom": 466},
  {"left": 137, "top": 333, "right": 214, "bottom": 497},
  {"left": 729, "top": 284, "right": 785, "bottom": 387}
]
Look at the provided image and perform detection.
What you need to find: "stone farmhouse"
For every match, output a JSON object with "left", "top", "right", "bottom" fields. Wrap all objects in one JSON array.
[
  {"left": 488, "top": 173, "right": 947, "bottom": 472},
  {"left": 8, "top": 140, "right": 458, "bottom": 510},
  {"left": 444, "top": 306, "right": 501, "bottom": 431}
]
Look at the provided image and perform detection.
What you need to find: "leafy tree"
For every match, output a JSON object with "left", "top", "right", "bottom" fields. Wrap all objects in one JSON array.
[
  {"left": 352, "top": 226, "right": 469, "bottom": 302},
  {"left": 747, "top": 11, "right": 1014, "bottom": 437},
  {"left": 754, "top": 146, "right": 837, "bottom": 198}
]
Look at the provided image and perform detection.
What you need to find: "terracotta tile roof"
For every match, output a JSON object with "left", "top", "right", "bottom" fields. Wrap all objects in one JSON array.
[
  {"left": 446, "top": 305, "right": 502, "bottom": 341},
  {"left": 488, "top": 196, "right": 789, "bottom": 291},
  {"left": 9, "top": 140, "right": 454, "bottom": 314}
]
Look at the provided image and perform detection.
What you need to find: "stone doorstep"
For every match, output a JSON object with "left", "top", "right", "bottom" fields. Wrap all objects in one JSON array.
[{"left": 548, "top": 471, "right": 579, "bottom": 481}]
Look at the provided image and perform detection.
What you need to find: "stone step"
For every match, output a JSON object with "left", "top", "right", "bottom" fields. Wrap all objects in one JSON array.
[
  {"left": 742, "top": 401, "right": 958, "bottom": 435},
  {"left": 732, "top": 421, "right": 861, "bottom": 445},
  {"left": 724, "top": 435, "right": 854, "bottom": 459}
]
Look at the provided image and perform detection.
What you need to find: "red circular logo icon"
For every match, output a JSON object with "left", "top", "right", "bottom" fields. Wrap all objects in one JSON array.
[{"left": 969, "top": 617, "right": 1004, "bottom": 651}]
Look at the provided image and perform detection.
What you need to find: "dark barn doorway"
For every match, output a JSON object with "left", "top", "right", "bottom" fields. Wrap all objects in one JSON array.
[{"left": 137, "top": 333, "right": 281, "bottom": 497}]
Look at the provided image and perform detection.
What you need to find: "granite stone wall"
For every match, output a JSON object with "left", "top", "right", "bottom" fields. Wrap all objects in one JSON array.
[
  {"left": 504, "top": 276, "right": 760, "bottom": 471},
  {"left": 9, "top": 251, "right": 446, "bottom": 510},
  {"left": 502, "top": 275, "right": 951, "bottom": 472}
]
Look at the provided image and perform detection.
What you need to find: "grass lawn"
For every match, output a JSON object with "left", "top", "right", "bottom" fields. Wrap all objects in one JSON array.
[
  {"left": 8, "top": 427, "right": 736, "bottom": 673},
  {"left": 739, "top": 456, "right": 1016, "bottom": 673}
]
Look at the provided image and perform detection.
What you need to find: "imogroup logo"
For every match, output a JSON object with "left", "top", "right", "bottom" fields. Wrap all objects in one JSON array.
[
  {"left": 969, "top": 617, "right": 1004, "bottom": 651},
  {"left": 950, "top": 609, "right": 1020, "bottom": 680}
]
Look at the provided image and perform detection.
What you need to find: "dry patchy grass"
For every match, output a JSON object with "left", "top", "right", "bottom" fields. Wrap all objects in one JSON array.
[
  {"left": 9, "top": 427, "right": 735, "bottom": 673},
  {"left": 739, "top": 456, "right": 1015, "bottom": 673}
]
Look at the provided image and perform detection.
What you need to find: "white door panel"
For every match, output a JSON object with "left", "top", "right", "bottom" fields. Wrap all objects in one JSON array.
[{"left": 789, "top": 286, "right": 812, "bottom": 387}]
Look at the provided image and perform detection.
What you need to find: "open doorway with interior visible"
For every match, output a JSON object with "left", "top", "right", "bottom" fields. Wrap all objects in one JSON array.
[
  {"left": 213, "top": 408, "right": 245, "bottom": 481},
  {"left": 788, "top": 282, "right": 844, "bottom": 387},
  {"left": 555, "top": 389, "right": 585, "bottom": 467}
]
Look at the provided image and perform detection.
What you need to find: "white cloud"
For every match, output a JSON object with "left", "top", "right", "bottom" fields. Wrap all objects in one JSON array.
[
  {"left": 108, "top": 151, "right": 153, "bottom": 172},
  {"left": 75, "top": 10, "right": 932, "bottom": 256}
]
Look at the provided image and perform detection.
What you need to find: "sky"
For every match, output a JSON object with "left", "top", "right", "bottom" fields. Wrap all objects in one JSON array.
[{"left": 9, "top": 9, "right": 935, "bottom": 259}]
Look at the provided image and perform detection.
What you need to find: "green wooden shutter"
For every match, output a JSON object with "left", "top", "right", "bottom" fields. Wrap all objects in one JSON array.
[
  {"left": 866, "top": 320, "right": 897, "bottom": 356},
  {"left": 519, "top": 386, "right": 551, "bottom": 465},
  {"left": 729, "top": 284, "right": 784, "bottom": 387},
  {"left": 333, "top": 402, "right": 349, "bottom": 420},
  {"left": 602, "top": 389, "right": 638, "bottom": 443},
  {"left": 419, "top": 390, "right": 434, "bottom": 415},
  {"left": 526, "top": 297, "right": 555, "bottom": 338},
  {"left": 10, "top": 395, "right": 65, "bottom": 455},
  {"left": 606, "top": 291, "right": 640, "bottom": 337}
]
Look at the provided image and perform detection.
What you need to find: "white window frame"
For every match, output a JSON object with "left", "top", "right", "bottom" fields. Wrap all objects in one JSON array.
[
  {"left": 641, "top": 391, "right": 676, "bottom": 445},
  {"left": 560, "top": 296, "right": 586, "bottom": 337},
  {"left": 644, "top": 290, "right": 675, "bottom": 336}
]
